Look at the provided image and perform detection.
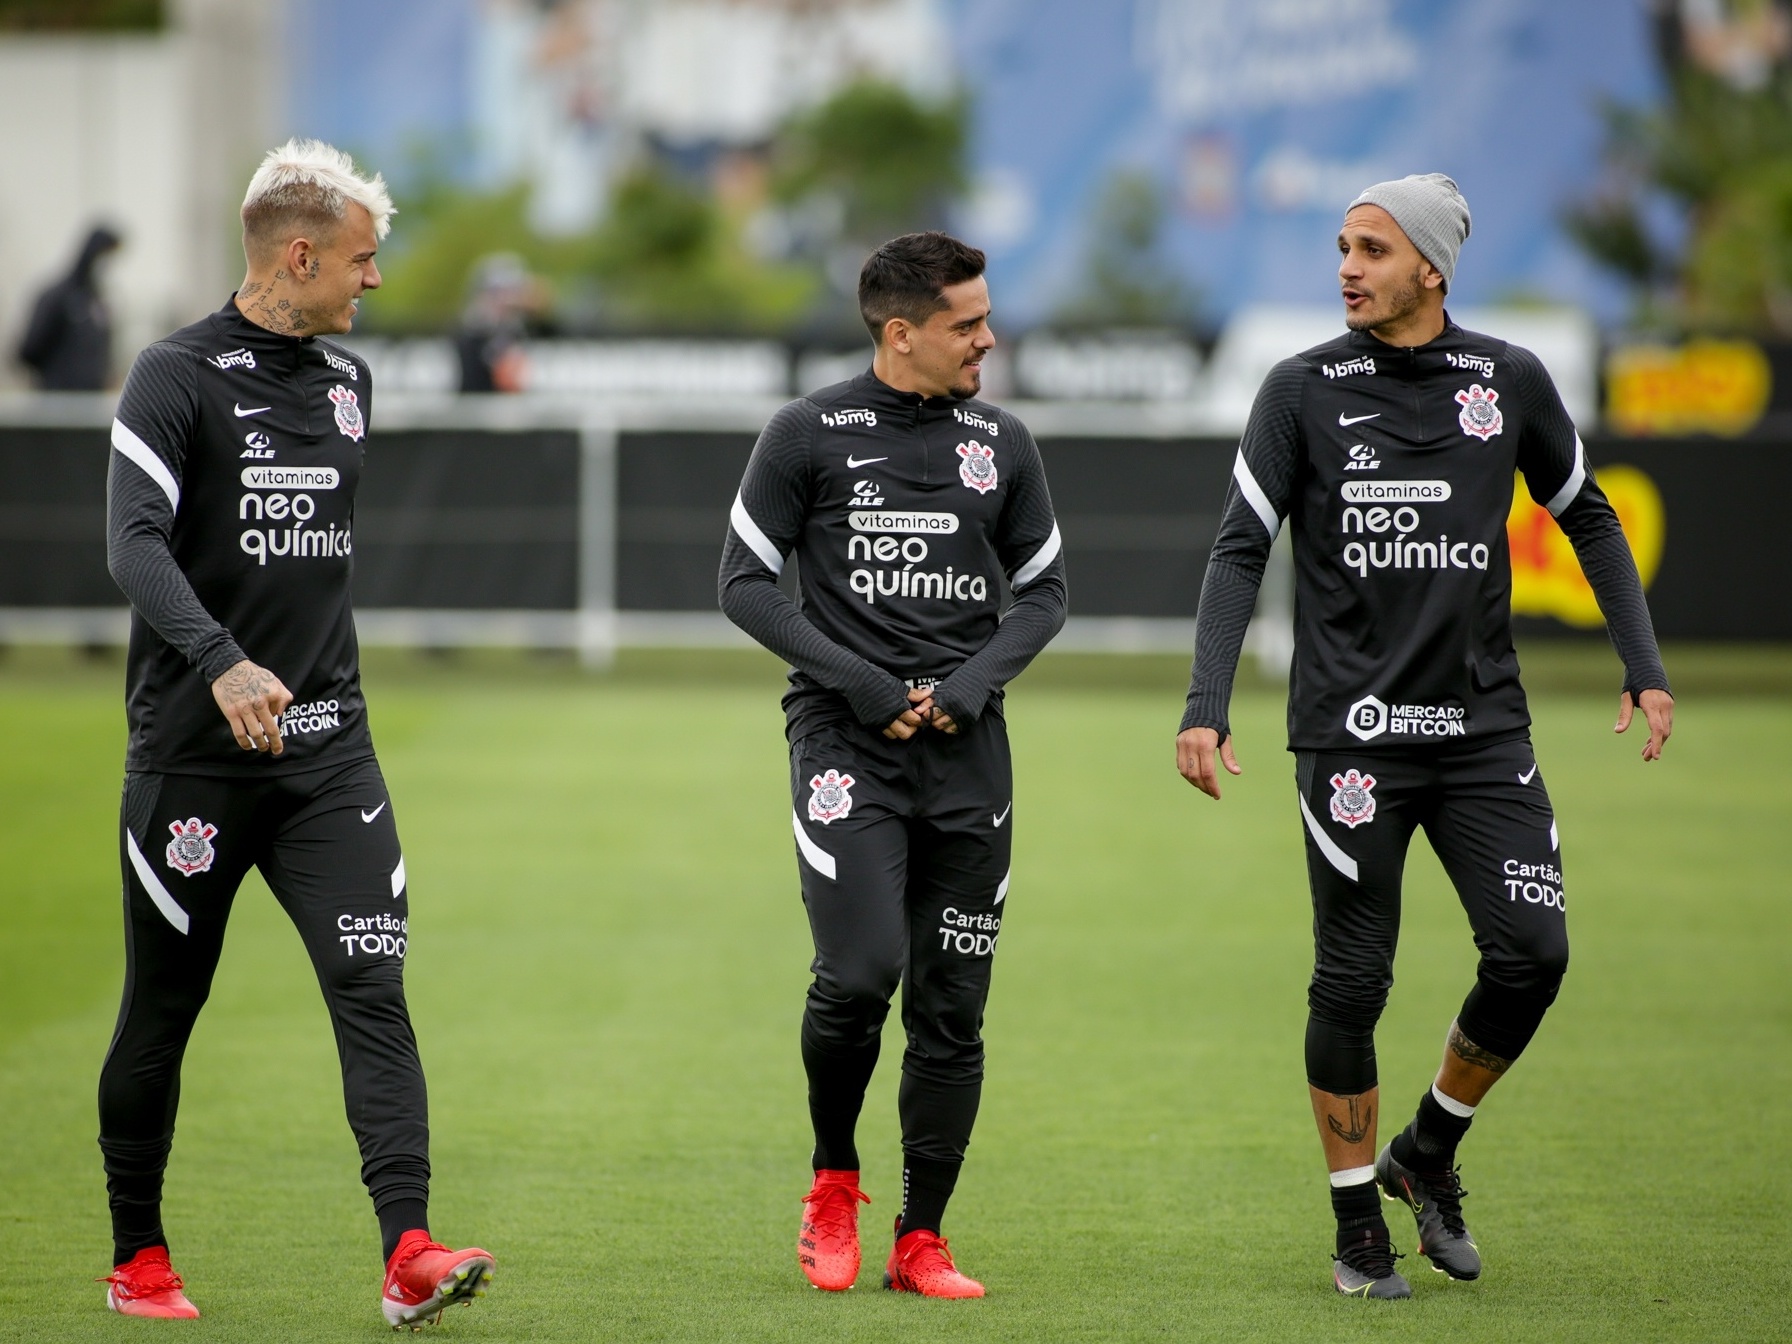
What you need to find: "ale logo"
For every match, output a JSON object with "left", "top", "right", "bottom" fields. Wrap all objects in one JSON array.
[{"left": 1506, "top": 466, "right": 1664, "bottom": 628}]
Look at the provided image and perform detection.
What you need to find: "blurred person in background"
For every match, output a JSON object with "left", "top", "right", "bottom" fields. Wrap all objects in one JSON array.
[
  {"left": 97, "top": 139, "right": 493, "bottom": 1328},
  {"left": 1176, "top": 174, "right": 1673, "bottom": 1300},
  {"left": 17, "top": 224, "right": 121, "bottom": 390},
  {"left": 456, "top": 251, "right": 548, "bottom": 393},
  {"left": 721, "top": 231, "right": 1066, "bottom": 1299}
]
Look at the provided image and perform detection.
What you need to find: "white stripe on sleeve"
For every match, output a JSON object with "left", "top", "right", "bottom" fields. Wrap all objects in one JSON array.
[
  {"left": 1544, "top": 433, "right": 1588, "bottom": 517},
  {"left": 1011, "top": 521, "right": 1062, "bottom": 589},
  {"left": 112, "top": 419, "right": 181, "bottom": 513},
  {"left": 730, "top": 492, "right": 785, "bottom": 576},
  {"left": 126, "top": 829, "right": 191, "bottom": 935},
  {"left": 792, "top": 809, "right": 836, "bottom": 880},
  {"left": 391, "top": 855, "right": 406, "bottom": 899},
  {"left": 1298, "top": 793, "right": 1358, "bottom": 882},
  {"left": 1232, "top": 450, "right": 1281, "bottom": 539}
]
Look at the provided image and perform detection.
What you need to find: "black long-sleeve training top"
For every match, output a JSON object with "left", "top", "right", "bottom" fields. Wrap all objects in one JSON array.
[
  {"left": 107, "top": 298, "right": 376, "bottom": 775},
  {"left": 720, "top": 368, "right": 1068, "bottom": 739},
  {"left": 1183, "top": 319, "right": 1668, "bottom": 750}
]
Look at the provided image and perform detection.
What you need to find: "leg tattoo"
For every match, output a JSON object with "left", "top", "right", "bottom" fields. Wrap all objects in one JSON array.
[
  {"left": 1447, "top": 1022, "right": 1512, "bottom": 1076},
  {"left": 1326, "top": 1094, "right": 1374, "bottom": 1144}
]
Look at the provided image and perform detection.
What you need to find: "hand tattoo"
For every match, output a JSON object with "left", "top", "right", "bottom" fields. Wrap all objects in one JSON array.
[
  {"left": 1326, "top": 1094, "right": 1373, "bottom": 1144},
  {"left": 218, "top": 662, "right": 275, "bottom": 703},
  {"left": 1448, "top": 1022, "right": 1512, "bottom": 1075}
]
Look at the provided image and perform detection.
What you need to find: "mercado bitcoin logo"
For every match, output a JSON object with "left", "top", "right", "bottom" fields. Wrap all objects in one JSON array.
[{"left": 1507, "top": 466, "right": 1663, "bottom": 628}]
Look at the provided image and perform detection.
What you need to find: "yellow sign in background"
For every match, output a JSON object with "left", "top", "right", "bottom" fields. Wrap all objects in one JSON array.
[{"left": 1507, "top": 466, "right": 1664, "bottom": 628}]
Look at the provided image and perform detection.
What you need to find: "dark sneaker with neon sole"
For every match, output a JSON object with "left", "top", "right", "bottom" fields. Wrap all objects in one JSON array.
[{"left": 1377, "top": 1142, "right": 1481, "bottom": 1281}]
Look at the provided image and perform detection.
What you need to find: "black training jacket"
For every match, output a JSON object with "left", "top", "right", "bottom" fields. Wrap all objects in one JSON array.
[
  {"left": 719, "top": 368, "right": 1067, "bottom": 740},
  {"left": 107, "top": 298, "right": 376, "bottom": 775},
  {"left": 1182, "top": 319, "right": 1668, "bottom": 751}
]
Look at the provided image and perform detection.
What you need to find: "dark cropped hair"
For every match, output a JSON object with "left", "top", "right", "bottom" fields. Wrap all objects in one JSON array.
[{"left": 858, "top": 232, "right": 987, "bottom": 343}]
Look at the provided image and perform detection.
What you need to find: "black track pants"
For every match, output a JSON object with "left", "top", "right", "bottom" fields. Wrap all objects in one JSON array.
[
  {"left": 99, "top": 755, "right": 429, "bottom": 1250},
  {"left": 1295, "top": 736, "right": 1570, "bottom": 1095},
  {"left": 790, "top": 713, "right": 1012, "bottom": 1164}
]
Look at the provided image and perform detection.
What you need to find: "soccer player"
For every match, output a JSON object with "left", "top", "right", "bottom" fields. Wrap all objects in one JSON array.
[
  {"left": 97, "top": 140, "right": 493, "bottom": 1327},
  {"left": 720, "top": 232, "right": 1066, "bottom": 1298},
  {"left": 1176, "top": 175, "right": 1673, "bottom": 1298}
]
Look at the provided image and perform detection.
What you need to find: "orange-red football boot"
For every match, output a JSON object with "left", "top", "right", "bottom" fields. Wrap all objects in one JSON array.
[
  {"left": 798, "top": 1169, "right": 871, "bottom": 1290},
  {"left": 381, "top": 1231, "right": 495, "bottom": 1329},
  {"left": 102, "top": 1246, "right": 200, "bottom": 1319},
  {"left": 883, "top": 1222, "right": 985, "bottom": 1299}
]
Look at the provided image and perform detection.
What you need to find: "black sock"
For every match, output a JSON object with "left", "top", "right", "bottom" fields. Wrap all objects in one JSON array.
[
  {"left": 803, "top": 1033, "right": 880, "bottom": 1172},
  {"left": 1330, "top": 1178, "right": 1386, "bottom": 1254},
  {"left": 102, "top": 1135, "right": 172, "bottom": 1266},
  {"left": 378, "top": 1199, "right": 430, "bottom": 1263},
  {"left": 1390, "top": 1088, "right": 1474, "bottom": 1172},
  {"left": 898, "top": 1155, "right": 961, "bottom": 1237}
]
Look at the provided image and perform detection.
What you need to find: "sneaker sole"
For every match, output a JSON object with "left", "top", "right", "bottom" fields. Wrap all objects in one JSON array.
[{"left": 381, "top": 1257, "right": 494, "bottom": 1330}]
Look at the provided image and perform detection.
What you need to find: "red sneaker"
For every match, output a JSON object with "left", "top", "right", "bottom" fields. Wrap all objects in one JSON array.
[
  {"left": 102, "top": 1246, "right": 200, "bottom": 1319},
  {"left": 798, "top": 1169, "right": 870, "bottom": 1290},
  {"left": 381, "top": 1231, "right": 495, "bottom": 1329},
  {"left": 883, "top": 1224, "right": 985, "bottom": 1299}
]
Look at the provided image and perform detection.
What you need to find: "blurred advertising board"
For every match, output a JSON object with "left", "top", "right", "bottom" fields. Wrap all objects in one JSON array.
[
  {"left": 4, "top": 412, "right": 1788, "bottom": 642},
  {"left": 1604, "top": 340, "right": 1775, "bottom": 437}
]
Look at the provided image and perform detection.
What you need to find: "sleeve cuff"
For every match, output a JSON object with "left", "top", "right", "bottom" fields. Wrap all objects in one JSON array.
[{"left": 195, "top": 634, "right": 248, "bottom": 685}]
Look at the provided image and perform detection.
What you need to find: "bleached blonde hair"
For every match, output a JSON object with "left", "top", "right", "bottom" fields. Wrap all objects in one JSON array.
[{"left": 240, "top": 138, "right": 395, "bottom": 261}]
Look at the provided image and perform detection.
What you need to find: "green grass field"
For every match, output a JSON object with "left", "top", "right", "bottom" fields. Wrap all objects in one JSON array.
[{"left": 3, "top": 644, "right": 1788, "bottom": 1342}]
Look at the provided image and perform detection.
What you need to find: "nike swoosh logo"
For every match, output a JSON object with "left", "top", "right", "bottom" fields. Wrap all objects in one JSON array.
[
  {"left": 993, "top": 802, "right": 1012, "bottom": 827},
  {"left": 361, "top": 802, "right": 387, "bottom": 823},
  {"left": 845, "top": 456, "right": 888, "bottom": 468},
  {"left": 1518, "top": 764, "right": 1538, "bottom": 785},
  {"left": 1338, "top": 412, "right": 1380, "bottom": 426},
  {"left": 234, "top": 403, "right": 271, "bottom": 417}
]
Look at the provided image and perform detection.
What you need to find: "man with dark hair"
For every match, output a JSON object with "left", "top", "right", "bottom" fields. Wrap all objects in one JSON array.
[
  {"left": 96, "top": 139, "right": 492, "bottom": 1327},
  {"left": 1176, "top": 175, "right": 1672, "bottom": 1298},
  {"left": 720, "top": 230, "right": 1066, "bottom": 1298}
]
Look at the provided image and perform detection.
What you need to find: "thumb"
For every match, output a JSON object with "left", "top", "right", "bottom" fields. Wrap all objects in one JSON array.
[{"left": 1614, "top": 692, "right": 1634, "bottom": 733}]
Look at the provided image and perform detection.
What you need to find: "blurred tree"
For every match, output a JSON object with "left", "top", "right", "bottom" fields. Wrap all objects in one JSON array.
[
  {"left": 581, "top": 163, "right": 816, "bottom": 333},
  {"left": 771, "top": 79, "right": 968, "bottom": 239},
  {"left": 0, "top": 0, "right": 159, "bottom": 28},
  {"left": 1566, "top": 0, "right": 1792, "bottom": 334},
  {"left": 1051, "top": 170, "right": 1198, "bottom": 330}
]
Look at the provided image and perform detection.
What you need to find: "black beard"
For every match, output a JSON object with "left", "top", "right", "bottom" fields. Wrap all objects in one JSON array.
[
  {"left": 1346, "top": 268, "right": 1425, "bottom": 333},
  {"left": 948, "top": 369, "right": 982, "bottom": 400}
]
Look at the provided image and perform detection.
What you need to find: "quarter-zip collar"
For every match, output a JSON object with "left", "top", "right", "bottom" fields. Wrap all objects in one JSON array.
[
  {"left": 848, "top": 366, "right": 966, "bottom": 423},
  {"left": 1346, "top": 313, "right": 1468, "bottom": 377},
  {"left": 210, "top": 295, "right": 317, "bottom": 352}
]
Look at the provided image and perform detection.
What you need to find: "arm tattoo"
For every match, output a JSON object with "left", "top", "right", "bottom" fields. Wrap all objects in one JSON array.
[
  {"left": 1325, "top": 1094, "right": 1373, "bottom": 1144},
  {"left": 217, "top": 662, "right": 274, "bottom": 702},
  {"left": 1448, "top": 1022, "right": 1512, "bottom": 1075}
]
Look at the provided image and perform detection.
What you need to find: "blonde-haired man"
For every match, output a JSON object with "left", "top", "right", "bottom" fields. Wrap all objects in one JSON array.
[{"left": 97, "top": 140, "right": 493, "bottom": 1328}]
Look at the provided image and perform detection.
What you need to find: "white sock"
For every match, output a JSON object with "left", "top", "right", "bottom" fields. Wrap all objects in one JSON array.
[
  {"left": 1431, "top": 1083, "right": 1476, "bottom": 1118},
  {"left": 1329, "top": 1165, "right": 1377, "bottom": 1188}
]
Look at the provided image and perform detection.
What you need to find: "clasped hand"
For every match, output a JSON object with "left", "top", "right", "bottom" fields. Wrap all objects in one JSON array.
[{"left": 884, "top": 686, "right": 958, "bottom": 740}]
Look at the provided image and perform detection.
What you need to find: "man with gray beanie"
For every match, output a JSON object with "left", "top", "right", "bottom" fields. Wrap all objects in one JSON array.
[{"left": 1175, "top": 174, "right": 1673, "bottom": 1298}]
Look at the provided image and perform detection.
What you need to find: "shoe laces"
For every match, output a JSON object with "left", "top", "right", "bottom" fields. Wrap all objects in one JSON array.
[
  {"left": 100, "top": 1259, "right": 185, "bottom": 1297},
  {"left": 802, "top": 1182, "right": 869, "bottom": 1240},
  {"left": 390, "top": 1237, "right": 452, "bottom": 1276},
  {"left": 897, "top": 1230, "right": 959, "bottom": 1276},
  {"left": 1425, "top": 1165, "right": 1469, "bottom": 1238},
  {"left": 1337, "top": 1229, "right": 1403, "bottom": 1282}
]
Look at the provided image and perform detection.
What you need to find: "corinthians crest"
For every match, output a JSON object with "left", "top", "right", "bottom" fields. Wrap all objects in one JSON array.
[
  {"left": 165, "top": 817, "right": 219, "bottom": 876},
  {"left": 956, "top": 440, "right": 998, "bottom": 494},
  {"left": 328, "top": 384, "right": 365, "bottom": 441},
  {"left": 1328, "top": 770, "right": 1377, "bottom": 829},
  {"left": 1454, "top": 383, "right": 1502, "bottom": 440},
  {"left": 807, "top": 769, "right": 856, "bottom": 825}
]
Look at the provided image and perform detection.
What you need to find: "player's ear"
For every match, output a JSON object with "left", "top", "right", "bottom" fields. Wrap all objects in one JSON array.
[
  {"left": 1420, "top": 261, "right": 1446, "bottom": 292},
  {"left": 883, "top": 317, "right": 913, "bottom": 356}
]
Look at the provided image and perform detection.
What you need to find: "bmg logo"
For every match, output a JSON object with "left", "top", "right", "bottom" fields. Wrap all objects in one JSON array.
[{"left": 1345, "top": 695, "right": 1388, "bottom": 741}]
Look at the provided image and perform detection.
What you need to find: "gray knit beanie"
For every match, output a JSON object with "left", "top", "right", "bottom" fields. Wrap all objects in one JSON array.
[{"left": 1346, "top": 173, "right": 1472, "bottom": 291}]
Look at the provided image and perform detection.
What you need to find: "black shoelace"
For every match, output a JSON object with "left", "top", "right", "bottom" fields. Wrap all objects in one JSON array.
[
  {"left": 1338, "top": 1228, "right": 1404, "bottom": 1281},
  {"left": 1425, "top": 1166, "right": 1469, "bottom": 1237}
]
